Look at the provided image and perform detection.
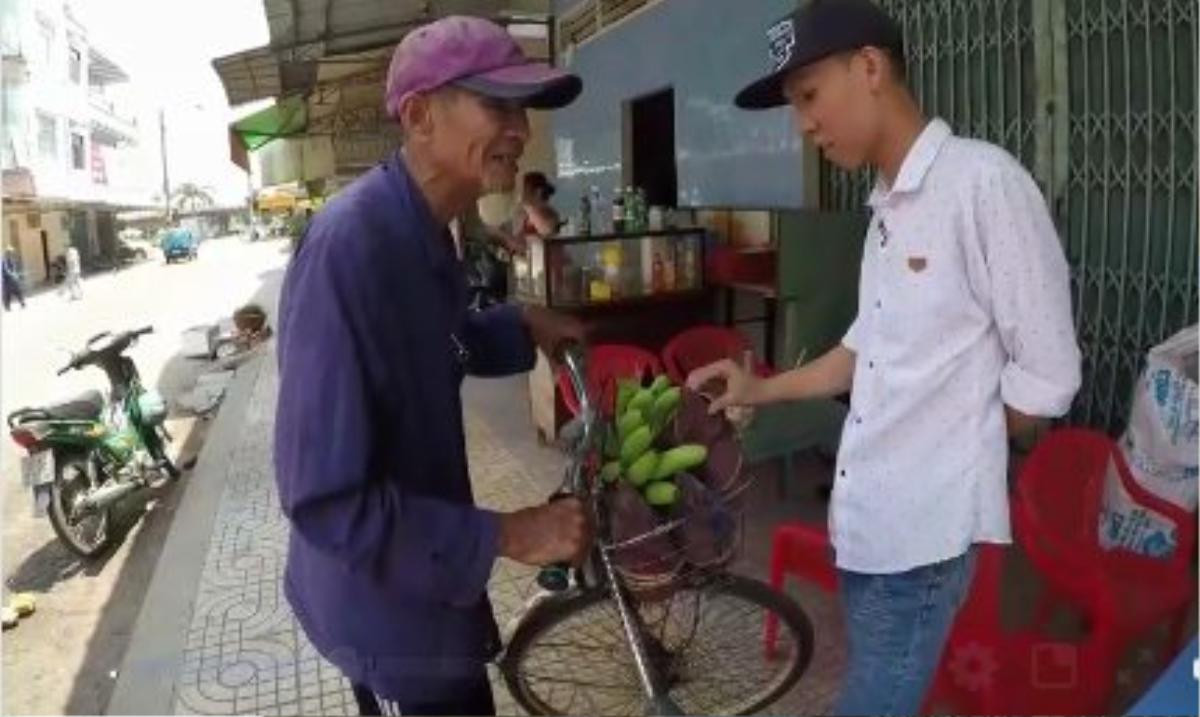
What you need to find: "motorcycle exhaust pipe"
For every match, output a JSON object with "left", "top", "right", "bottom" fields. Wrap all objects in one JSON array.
[{"left": 77, "top": 480, "right": 142, "bottom": 513}]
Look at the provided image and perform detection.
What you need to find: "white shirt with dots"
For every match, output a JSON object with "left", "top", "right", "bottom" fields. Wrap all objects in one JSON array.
[{"left": 832, "top": 117, "right": 1082, "bottom": 574}]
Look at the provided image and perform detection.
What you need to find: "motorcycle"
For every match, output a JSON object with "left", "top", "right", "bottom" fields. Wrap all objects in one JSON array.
[{"left": 7, "top": 327, "right": 180, "bottom": 557}]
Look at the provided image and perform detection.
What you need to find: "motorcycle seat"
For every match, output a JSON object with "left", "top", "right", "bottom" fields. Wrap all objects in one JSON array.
[{"left": 39, "top": 390, "right": 105, "bottom": 420}]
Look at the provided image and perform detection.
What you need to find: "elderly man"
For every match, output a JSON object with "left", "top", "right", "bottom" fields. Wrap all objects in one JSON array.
[
  {"left": 274, "top": 17, "right": 590, "bottom": 716},
  {"left": 691, "top": 1, "right": 1082, "bottom": 713}
]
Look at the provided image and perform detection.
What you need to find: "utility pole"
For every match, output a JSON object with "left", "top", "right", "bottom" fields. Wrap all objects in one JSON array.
[{"left": 158, "top": 108, "right": 171, "bottom": 222}]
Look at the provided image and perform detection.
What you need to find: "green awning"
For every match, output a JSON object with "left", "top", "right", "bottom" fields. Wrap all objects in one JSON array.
[
  {"left": 229, "top": 95, "right": 308, "bottom": 172},
  {"left": 231, "top": 95, "right": 308, "bottom": 151}
]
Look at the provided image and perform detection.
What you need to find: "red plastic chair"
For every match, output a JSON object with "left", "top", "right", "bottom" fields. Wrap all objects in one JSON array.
[
  {"left": 557, "top": 344, "right": 662, "bottom": 418},
  {"left": 1013, "top": 428, "right": 1198, "bottom": 669},
  {"left": 764, "top": 521, "right": 835, "bottom": 658},
  {"left": 762, "top": 522, "right": 1123, "bottom": 714},
  {"left": 923, "top": 544, "right": 1122, "bottom": 715},
  {"left": 661, "top": 325, "right": 773, "bottom": 385}
]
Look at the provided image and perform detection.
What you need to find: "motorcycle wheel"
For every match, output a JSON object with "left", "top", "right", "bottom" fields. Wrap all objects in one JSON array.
[{"left": 48, "top": 452, "right": 113, "bottom": 558}]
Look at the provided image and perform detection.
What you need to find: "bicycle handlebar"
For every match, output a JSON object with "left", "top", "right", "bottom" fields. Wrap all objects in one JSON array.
[{"left": 536, "top": 341, "right": 594, "bottom": 592}]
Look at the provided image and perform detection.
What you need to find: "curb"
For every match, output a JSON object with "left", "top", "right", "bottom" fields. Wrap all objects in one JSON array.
[{"left": 106, "top": 353, "right": 268, "bottom": 715}]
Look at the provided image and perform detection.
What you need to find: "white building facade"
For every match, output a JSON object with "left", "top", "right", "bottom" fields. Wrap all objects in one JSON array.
[{"left": 1, "top": 0, "right": 157, "bottom": 284}]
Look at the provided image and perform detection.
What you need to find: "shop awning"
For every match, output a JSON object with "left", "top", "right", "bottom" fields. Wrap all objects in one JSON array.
[
  {"left": 256, "top": 184, "right": 304, "bottom": 211},
  {"left": 212, "top": 46, "right": 281, "bottom": 108},
  {"left": 228, "top": 95, "right": 309, "bottom": 170},
  {"left": 218, "top": 1, "right": 551, "bottom": 176},
  {"left": 213, "top": 0, "right": 552, "bottom": 107},
  {"left": 257, "top": 193, "right": 296, "bottom": 211},
  {"left": 232, "top": 95, "right": 308, "bottom": 151},
  {"left": 88, "top": 46, "right": 130, "bottom": 85}
]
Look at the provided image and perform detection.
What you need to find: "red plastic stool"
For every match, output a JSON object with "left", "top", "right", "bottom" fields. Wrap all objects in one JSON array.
[{"left": 764, "top": 521, "right": 835, "bottom": 659}]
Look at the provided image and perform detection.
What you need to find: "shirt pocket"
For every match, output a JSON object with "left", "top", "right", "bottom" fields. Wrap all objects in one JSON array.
[{"left": 883, "top": 243, "right": 955, "bottom": 347}]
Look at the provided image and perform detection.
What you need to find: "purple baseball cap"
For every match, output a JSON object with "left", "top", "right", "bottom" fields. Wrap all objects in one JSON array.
[{"left": 385, "top": 16, "right": 582, "bottom": 118}]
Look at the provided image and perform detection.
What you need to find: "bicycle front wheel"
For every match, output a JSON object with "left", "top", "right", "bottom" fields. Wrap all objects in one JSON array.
[{"left": 499, "top": 574, "right": 813, "bottom": 716}]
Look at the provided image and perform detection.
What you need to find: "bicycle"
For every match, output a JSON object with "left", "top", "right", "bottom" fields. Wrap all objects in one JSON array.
[{"left": 498, "top": 344, "right": 815, "bottom": 716}]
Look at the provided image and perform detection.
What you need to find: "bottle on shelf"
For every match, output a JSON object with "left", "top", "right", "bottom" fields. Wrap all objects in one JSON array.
[
  {"left": 662, "top": 241, "right": 677, "bottom": 291},
  {"left": 677, "top": 238, "right": 696, "bottom": 290},
  {"left": 588, "top": 246, "right": 609, "bottom": 302},
  {"left": 629, "top": 187, "right": 645, "bottom": 232},
  {"left": 612, "top": 186, "right": 626, "bottom": 234},
  {"left": 651, "top": 249, "right": 665, "bottom": 294},
  {"left": 602, "top": 241, "right": 622, "bottom": 298},
  {"left": 590, "top": 186, "right": 607, "bottom": 235}
]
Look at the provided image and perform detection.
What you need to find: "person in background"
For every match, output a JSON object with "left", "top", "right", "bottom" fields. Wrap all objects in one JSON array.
[
  {"left": 512, "top": 171, "right": 561, "bottom": 242},
  {"left": 460, "top": 202, "right": 517, "bottom": 309},
  {"left": 690, "top": 1, "right": 1082, "bottom": 714},
  {"left": 64, "top": 245, "right": 82, "bottom": 301},
  {"left": 3, "top": 250, "right": 26, "bottom": 310},
  {"left": 461, "top": 172, "right": 560, "bottom": 308}
]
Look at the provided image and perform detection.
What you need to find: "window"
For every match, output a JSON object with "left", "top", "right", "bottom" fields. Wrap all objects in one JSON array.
[
  {"left": 39, "top": 22, "right": 54, "bottom": 67},
  {"left": 70, "top": 132, "right": 84, "bottom": 170},
  {"left": 37, "top": 113, "right": 57, "bottom": 159},
  {"left": 68, "top": 46, "right": 81, "bottom": 84}
]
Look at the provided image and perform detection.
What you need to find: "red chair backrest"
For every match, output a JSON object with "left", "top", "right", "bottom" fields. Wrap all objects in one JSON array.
[
  {"left": 1015, "top": 427, "right": 1197, "bottom": 591},
  {"left": 557, "top": 344, "right": 663, "bottom": 418},
  {"left": 1015, "top": 429, "right": 1112, "bottom": 566},
  {"left": 662, "top": 325, "right": 759, "bottom": 384}
]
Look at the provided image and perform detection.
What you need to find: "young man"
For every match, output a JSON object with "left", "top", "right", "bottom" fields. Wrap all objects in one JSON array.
[
  {"left": 274, "top": 16, "right": 590, "bottom": 716},
  {"left": 691, "top": 1, "right": 1082, "bottom": 713}
]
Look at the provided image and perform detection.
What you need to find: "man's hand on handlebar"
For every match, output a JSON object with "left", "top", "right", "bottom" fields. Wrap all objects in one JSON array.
[
  {"left": 498, "top": 498, "right": 593, "bottom": 567},
  {"left": 521, "top": 305, "right": 587, "bottom": 362}
]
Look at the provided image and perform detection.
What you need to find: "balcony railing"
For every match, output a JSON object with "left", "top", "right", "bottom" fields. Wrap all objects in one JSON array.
[{"left": 88, "top": 93, "right": 138, "bottom": 141}]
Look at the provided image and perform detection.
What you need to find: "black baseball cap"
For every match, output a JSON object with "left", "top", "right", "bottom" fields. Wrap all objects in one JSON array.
[{"left": 734, "top": 0, "right": 905, "bottom": 110}]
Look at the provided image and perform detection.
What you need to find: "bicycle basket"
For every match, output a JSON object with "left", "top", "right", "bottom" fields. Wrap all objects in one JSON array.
[{"left": 605, "top": 471, "right": 754, "bottom": 602}]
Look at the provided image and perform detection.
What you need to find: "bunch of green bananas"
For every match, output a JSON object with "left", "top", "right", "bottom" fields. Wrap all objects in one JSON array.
[{"left": 600, "top": 374, "right": 708, "bottom": 508}]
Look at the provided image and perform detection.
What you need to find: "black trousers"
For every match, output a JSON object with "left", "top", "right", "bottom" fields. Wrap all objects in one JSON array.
[
  {"left": 351, "top": 670, "right": 496, "bottom": 716},
  {"left": 3, "top": 281, "right": 24, "bottom": 309}
]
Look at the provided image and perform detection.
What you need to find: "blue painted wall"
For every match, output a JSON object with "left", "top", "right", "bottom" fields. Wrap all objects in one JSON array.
[{"left": 550, "top": 0, "right": 806, "bottom": 210}]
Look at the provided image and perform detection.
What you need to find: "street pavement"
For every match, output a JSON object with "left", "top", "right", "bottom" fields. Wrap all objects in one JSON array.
[{"left": 1, "top": 236, "right": 291, "bottom": 715}]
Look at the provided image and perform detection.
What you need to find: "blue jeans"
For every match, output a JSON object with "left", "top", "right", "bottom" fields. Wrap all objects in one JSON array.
[{"left": 833, "top": 549, "right": 976, "bottom": 716}]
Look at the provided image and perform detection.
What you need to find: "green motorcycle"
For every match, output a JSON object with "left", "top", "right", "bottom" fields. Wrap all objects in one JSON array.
[{"left": 7, "top": 327, "right": 179, "bottom": 557}]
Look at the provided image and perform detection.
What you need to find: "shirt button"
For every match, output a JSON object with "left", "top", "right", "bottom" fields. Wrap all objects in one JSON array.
[
  {"left": 840, "top": 470, "right": 847, "bottom": 477},
  {"left": 868, "top": 361, "right": 876, "bottom": 369},
  {"left": 875, "top": 300, "right": 882, "bottom": 309}
]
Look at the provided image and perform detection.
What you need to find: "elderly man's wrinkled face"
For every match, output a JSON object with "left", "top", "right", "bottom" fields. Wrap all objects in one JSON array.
[{"left": 426, "top": 88, "right": 530, "bottom": 196}]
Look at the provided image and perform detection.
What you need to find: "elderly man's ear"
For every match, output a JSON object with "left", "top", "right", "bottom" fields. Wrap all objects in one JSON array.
[{"left": 398, "top": 94, "right": 436, "bottom": 142}]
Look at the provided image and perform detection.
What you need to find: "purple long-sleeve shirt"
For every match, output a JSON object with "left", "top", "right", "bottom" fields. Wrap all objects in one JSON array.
[{"left": 273, "top": 152, "right": 534, "bottom": 702}]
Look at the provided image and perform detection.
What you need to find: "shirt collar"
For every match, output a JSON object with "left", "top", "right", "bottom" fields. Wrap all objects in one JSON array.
[
  {"left": 383, "top": 151, "right": 455, "bottom": 269},
  {"left": 867, "top": 118, "right": 953, "bottom": 208}
]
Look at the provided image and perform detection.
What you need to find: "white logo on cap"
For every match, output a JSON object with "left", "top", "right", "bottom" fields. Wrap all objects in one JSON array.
[{"left": 767, "top": 18, "right": 796, "bottom": 70}]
